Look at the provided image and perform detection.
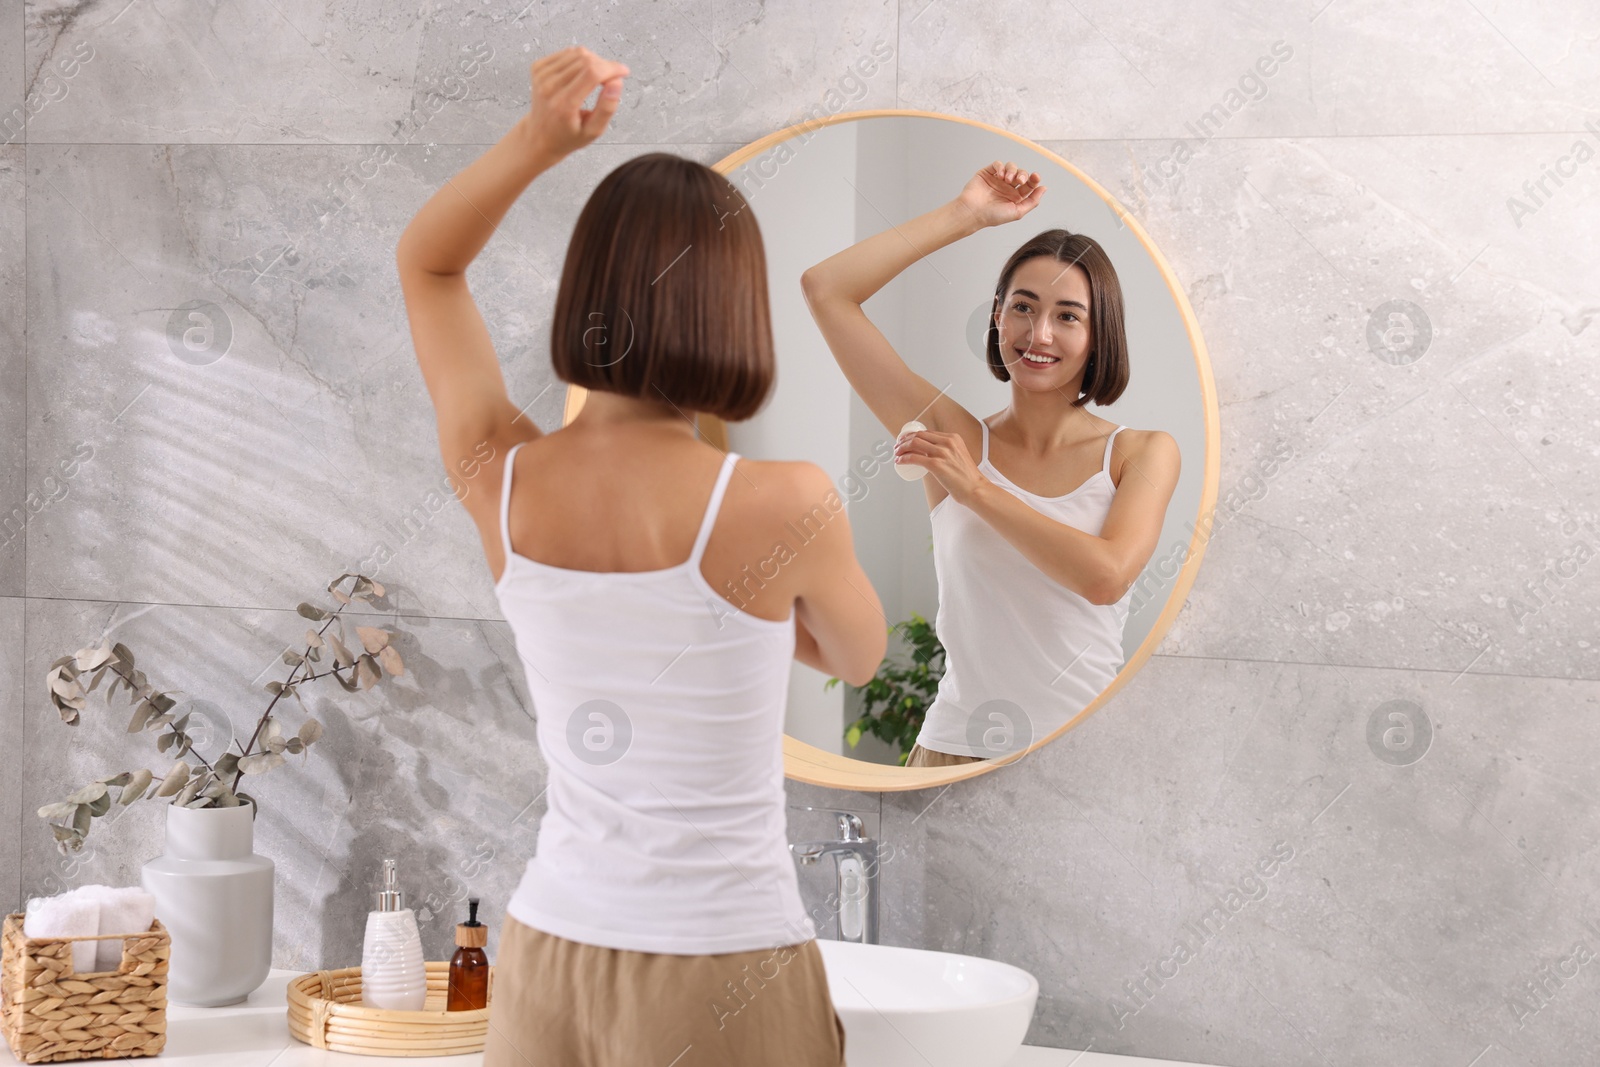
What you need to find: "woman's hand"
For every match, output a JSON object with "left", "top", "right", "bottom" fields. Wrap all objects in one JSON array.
[
  {"left": 525, "top": 46, "right": 630, "bottom": 158},
  {"left": 894, "top": 428, "right": 990, "bottom": 508},
  {"left": 955, "top": 162, "right": 1046, "bottom": 228}
]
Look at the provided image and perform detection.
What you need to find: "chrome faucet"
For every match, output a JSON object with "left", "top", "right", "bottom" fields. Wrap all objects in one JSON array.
[{"left": 789, "top": 808, "right": 880, "bottom": 945}]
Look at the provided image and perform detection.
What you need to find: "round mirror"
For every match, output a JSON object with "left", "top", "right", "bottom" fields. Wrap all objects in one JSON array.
[{"left": 565, "top": 110, "right": 1219, "bottom": 791}]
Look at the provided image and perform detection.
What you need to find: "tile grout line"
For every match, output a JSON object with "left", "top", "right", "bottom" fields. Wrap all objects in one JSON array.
[
  {"left": 17, "top": 0, "right": 27, "bottom": 917},
  {"left": 7, "top": 582, "right": 1596, "bottom": 685}
]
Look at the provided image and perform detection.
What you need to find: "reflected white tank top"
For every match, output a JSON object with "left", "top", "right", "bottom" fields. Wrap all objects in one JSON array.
[
  {"left": 915, "top": 420, "right": 1133, "bottom": 758},
  {"left": 492, "top": 442, "right": 815, "bottom": 954}
]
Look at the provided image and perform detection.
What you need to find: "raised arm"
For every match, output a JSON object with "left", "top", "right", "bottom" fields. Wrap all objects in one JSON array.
[
  {"left": 798, "top": 162, "right": 1046, "bottom": 438},
  {"left": 395, "top": 47, "right": 629, "bottom": 478}
]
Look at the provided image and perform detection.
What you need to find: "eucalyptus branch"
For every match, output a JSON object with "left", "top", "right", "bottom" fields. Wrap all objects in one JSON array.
[
  {"left": 96, "top": 659, "right": 218, "bottom": 776},
  {"left": 40, "top": 571, "right": 411, "bottom": 852},
  {"left": 237, "top": 614, "right": 334, "bottom": 755},
  {"left": 225, "top": 575, "right": 396, "bottom": 793}
]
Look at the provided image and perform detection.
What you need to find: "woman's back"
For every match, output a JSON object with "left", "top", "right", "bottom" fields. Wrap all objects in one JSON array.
[
  {"left": 490, "top": 423, "right": 801, "bottom": 623},
  {"left": 486, "top": 419, "right": 862, "bottom": 954}
]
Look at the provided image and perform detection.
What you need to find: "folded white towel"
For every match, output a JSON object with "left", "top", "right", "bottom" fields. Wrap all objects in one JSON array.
[
  {"left": 24, "top": 892, "right": 100, "bottom": 974},
  {"left": 85, "top": 886, "right": 158, "bottom": 972},
  {"left": 23, "top": 884, "right": 158, "bottom": 974}
]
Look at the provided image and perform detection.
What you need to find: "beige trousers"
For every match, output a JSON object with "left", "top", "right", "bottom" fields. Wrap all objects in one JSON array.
[
  {"left": 905, "top": 742, "right": 987, "bottom": 768},
  {"left": 483, "top": 915, "right": 847, "bottom": 1067}
]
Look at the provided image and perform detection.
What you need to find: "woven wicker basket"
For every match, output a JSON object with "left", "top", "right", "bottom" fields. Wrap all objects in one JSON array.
[
  {"left": 0, "top": 913, "right": 169, "bottom": 1064},
  {"left": 286, "top": 960, "right": 495, "bottom": 1056}
]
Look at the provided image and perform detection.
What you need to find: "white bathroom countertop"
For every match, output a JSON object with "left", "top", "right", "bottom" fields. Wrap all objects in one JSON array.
[{"left": 0, "top": 969, "right": 1221, "bottom": 1067}]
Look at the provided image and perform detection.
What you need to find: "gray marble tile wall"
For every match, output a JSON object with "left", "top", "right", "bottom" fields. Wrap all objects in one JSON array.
[
  {"left": 2, "top": 3, "right": 1598, "bottom": 1066},
  {"left": 3, "top": 0, "right": 25, "bottom": 931}
]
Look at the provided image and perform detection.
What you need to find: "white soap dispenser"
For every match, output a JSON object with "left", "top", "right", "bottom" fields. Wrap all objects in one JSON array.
[{"left": 361, "top": 858, "right": 427, "bottom": 1010}]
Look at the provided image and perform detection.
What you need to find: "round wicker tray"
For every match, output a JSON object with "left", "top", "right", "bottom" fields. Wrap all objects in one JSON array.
[{"left": 285, "top": 961, "right": 495, "bottom": 1057}]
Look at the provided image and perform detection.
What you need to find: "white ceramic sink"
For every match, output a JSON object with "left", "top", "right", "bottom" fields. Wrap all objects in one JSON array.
[{"left": 816, "top": 939, "right": 1039, "bottom": 1067}]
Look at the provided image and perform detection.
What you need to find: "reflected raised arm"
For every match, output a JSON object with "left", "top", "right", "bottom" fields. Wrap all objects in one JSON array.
[
  {"left": 798, "top": 199, "right": 982, "bottom": 440},
  {"left": 798, "top": 163, "right": 1046, "bottom": 441}
]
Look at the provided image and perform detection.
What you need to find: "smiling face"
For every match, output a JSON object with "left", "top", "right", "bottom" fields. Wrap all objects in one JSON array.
[{"left": 992, "top": 257, "right": 1093, "bottom": 393}]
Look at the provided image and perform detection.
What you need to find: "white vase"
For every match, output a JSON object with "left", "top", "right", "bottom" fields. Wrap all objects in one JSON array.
[{"left": 141, "top": 802, "right": 274, "bottom": 1007}]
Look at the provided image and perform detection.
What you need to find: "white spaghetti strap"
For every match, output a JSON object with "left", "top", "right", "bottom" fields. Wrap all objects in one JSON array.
[
  {"left": 500, "top": 441, "right": 529, "bottom": 561},
  {"left": 980, "top": 420, "right": 990, "bottom": 465},
  {"left": 1102, "top": 426, "right": 1124, "bottom": 474},
  {"left": 688, "top": 451, "right": 740, "bottom": 564}
]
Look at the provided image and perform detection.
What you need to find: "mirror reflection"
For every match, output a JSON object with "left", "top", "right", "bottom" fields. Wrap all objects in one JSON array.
[{"left": 720, "top": 115, "right": 1210, "bottom": 768}]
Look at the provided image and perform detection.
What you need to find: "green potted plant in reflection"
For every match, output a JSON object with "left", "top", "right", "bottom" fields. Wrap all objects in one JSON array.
[{"left": 825, "top": 611, "right": 945, "bottom": 765}]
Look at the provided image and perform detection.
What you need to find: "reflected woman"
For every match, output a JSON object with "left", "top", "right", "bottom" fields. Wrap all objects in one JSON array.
[{"left": 801, "top": 163, "right": 1181, "bottom": 767}]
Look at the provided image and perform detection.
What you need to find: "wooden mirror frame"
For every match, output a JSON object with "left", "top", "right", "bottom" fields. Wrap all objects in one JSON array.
[{"left": 562, "top": 108, "right": 1220, "bottom": 793}]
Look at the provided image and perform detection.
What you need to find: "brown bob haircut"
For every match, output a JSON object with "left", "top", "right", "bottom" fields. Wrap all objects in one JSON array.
[
  {"left": 985, "top": 229, "right": 1129, "bottom": 408},
  {"left": 550, "top": 152, "right": 776, "bottom": 422}
]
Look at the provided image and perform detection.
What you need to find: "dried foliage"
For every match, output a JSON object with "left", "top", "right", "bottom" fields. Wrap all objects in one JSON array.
[{"left": 39, "top": 573, "right": 407, "bottom": 853}]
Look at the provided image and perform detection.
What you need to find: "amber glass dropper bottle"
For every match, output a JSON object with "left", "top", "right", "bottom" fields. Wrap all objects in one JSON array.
[{"left": 447, "top": 897, "right": 490, "bottom": 1011}]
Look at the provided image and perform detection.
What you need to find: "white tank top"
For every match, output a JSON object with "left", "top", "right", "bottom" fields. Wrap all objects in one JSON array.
[
  {"left": 492, "top": 442, "right": 816, "bottom": 954},
  {"left": 915, "top": 420, "right": 1133, "bottom": 758}
]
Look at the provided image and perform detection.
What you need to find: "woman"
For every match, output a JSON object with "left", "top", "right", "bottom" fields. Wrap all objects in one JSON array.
[
  {"left": 396, "top": 47, "right": 884, "bottom": 1067},
  {"left": 801, "top": 163, "right": 1180, "bottom": 768}
]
